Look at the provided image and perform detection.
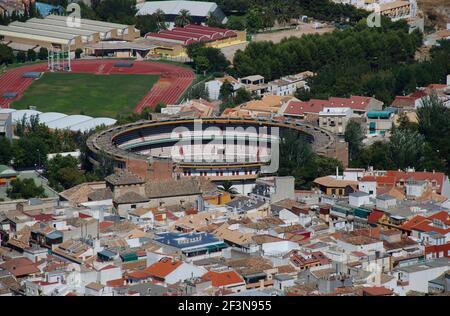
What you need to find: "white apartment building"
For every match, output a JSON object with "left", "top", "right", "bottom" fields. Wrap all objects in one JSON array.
[{"left": 318, "top": 107, "right": 353, "bottom": 135}]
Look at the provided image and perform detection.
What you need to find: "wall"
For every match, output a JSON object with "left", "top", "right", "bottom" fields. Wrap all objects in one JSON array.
[{"left": 165, "top": 263, "right": 207, "bottom": 285}]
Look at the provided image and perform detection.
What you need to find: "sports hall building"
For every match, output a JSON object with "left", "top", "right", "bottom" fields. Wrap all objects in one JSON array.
[{"left": 0, "top": 14, "right": 140, "bottom": 52}]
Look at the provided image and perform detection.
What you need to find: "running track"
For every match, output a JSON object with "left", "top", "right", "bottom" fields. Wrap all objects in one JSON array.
[{"left": 0, "top": 60, "right": 195, "bottom": 113}]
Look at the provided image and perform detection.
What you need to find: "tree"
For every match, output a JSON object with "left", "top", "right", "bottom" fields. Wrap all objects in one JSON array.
[
  {"left": 344, "top": 120, "right": 364, "bottom": 161},
  {"left": 136, "top": 15, "right": 159, "bottom": 36},
  {"left": 387, "top": 127, "right": 426, "bottom": 170},
  {"left": 7, "top": 178, "right": 47, "bottom": 200},
  {"left": 225, "top": 15, "right": 246, "bottom": 31},
  {"left": 194, "top": 55, "right": 209, "bottom": 74},
  {"left": 186, "top": 82, "right": 208, "bottom": 100},
  {"left": 155, "top": 102, "right": 166, "bottom": 113},
  {"left": 0, "top": 137, "right": 12, "bottom": 165},
  {"left": 246, "top": 9, "right": 263, "bottom": 33},
  {"left": 218, "top": 180, "right": 238, "bottom": 194},
  {"left": 44, "top": 154, "right": 83, "bottom": 191},
  {"left": 27, "top": 49, "right": 36, "bottom": 61},
  {"left": 151, "top": 9, "right": 166, "bottom": 30},
  {"left": 94, "top": 0, "right": 137, "bottom": 25},
  {"left": 278, "top": 130, "right": 343, "bottom": 189},
  {"left": 188, "top": 45, "right": 229, "bottom": 73},
  {"left": 0, "top": 44, "right": 14, "bottom": 65},
  {"left": 206, "top": 13, "right": 223, "bottom": 28},
  {"left": 12, "top": 137, "right": 49, "bottom": 169},
  {"left": 417, "top": 94, "right": 450, "bottom": 174},
  {"left": 396, "top": 111, "right": 418, "bottom": 132},
  {"left": 233, "top": 87, "right": 252, "bottom": 105},
  {"left": 38, "top": 47, "right": 48, "bottom": 60},
  {"left": 175, "top": 9, "right": 192, "bottom": 27},
  {"left": 16, "top": 51, "right": 27, "bottom": 63},
  {"left": 75, "top": 48, "right": 83, "bottom": 59},
  {"left": 219, "top": 80, "right": 234, "bottom": 102}
]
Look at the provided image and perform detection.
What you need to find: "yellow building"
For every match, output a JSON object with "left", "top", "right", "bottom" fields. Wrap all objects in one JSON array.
[{"left": 313, "top": 176, "right": 358, "bottom": 196}]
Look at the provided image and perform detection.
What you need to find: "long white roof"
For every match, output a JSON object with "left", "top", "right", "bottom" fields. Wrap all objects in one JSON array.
[
  {"left": 136, "top": 1, "right": 218, "bottom": 17},
  {"left": 11, "top": 109, "right": 42, "bottom": 123},
  {"left": 37, "top": 112, "right": 68, "bottom": 124},
  {"left": 46, "top": 115, "right": 93, "bottom": 129},
  {"left": 69, "top": 117, "right": 117, "bottom": 133},
  {"left": 0, "top": 109, "right": 116, "bottom": 132},
  {"left": 45, "top": 14, "right": 130, "bottom": 30}
]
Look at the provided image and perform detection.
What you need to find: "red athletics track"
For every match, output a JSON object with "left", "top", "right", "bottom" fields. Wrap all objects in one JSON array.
[{"left": 0, "top": 59, "right": 195, "bottom": 113}]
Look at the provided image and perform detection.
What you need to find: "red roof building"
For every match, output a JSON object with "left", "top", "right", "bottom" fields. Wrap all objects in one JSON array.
[
  {"left": 201, "top": 270, "right": 245, "bottom": 288},
  {"left": 283, "top": 95, "right": 382, "bottom": 118},
  {"left": 0, "top": 257, "right": 40, "bottom": 278},
  {"left": 385, "top": 170, "right": 447, "bottom": 194},
  {"left": 144, "top": 257, "right": 182, "bottom": 281},
  {"left": 145, "top": 24, "right": 238, "bottom": 46}
]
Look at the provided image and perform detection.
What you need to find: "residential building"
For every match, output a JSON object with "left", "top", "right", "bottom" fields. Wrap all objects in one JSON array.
[
  {"left": 318, "top": 107, "right": 353, "bottom": 135},
  {"left": 0, "top": 113, "right": 12, "bottom": 140}
]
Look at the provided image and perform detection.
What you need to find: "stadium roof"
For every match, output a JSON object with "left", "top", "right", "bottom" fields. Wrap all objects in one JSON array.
[
  {"left": 37, "top": 112, "right": 68, "bottom": 124},
  {"left": 28, "top": 17, "right": 118, "bottom": 38},
  {"left": 13, "top": 21, "right": 98, "bottom": 38},
  {"left": 136, "top": 1, "right": 219, "bottom": 17},
  {"left": 0, "top": 25, "right": 72, "bottom": 45},
  {"left": 0, "top": 109, "right": 116, "bottom": 132},
  {"left": 46, "top": 115, "right": 93, "bottom": 129},
  {"left": 45, "top": 14, "right": 131, "bottom": 31},
  {"left": 69, "top": 118, "right": 117, "bottom": 133},
  {"left": 0, "top": 24, "right": 77, "bottom": 40},
  {"left": 10, "top": 109, "right": 42, "bottom": 123}
]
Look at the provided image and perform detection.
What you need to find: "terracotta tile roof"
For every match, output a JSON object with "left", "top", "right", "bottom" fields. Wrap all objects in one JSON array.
[
  {"left": 0, "top": 257, "right": 40, "bottom": 277},
  {"left": 313, "top": 176, "right": 358, "bottom": 188},
  {"left": 145, "top": 178, "right": 202, "bottom": 199},
  {"left": 368, "top": 209, "right": 385, "bottom": 224},
  {"left": 201, "top": 270, "right": 244, "bottom": 287},
  {"left": 401, "top": 215, "right": 428, "bottom": 230},
  {"left": 428, "top": 211, "right": 450, "bottom": 225},
  {"left": 144, "top": 257, "right": 182, "bottom": 279},
  {"left": 105, "top": 169, "right": 144, "bottom": 186},
  {"left": 126, "top": 270, "right": 151, "bottom": 280},
  {"left": 361, "top": 286, "right": 394, "bottom": 296},
  {"left": 392, "top": 96, "right": 415, "bottom": 108},
  {"left": 385, "top": 170, "right": 446, "bottom": 194},
  {"left": 106, "top": 278, "right": 126, "bottom": 288},
  {"left": 115, "top": 192, "right": 149, "bottom": 204},
  {"left": 277, "top": 265, "right": 297, "bottom": 274},
  {"left": 59, "top": 181, "right": 107, "bottom": 204}
]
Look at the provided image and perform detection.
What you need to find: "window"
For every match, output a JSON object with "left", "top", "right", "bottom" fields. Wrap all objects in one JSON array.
[{"left": 131, "top": 204, "right": 136, "bottom": 209}]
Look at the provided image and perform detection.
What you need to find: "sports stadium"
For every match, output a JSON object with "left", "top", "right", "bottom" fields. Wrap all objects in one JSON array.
[
  {"left": 87, "top": 117, "right": 345, "bottom": 192},
  {"left": 0, "top": 59, "right": 194, "bottom": 114}
]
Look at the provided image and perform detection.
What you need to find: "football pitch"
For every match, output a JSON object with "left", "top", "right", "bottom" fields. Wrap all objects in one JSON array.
[{"left": 13, "top": 72, "right": 159, "bottom": 117}]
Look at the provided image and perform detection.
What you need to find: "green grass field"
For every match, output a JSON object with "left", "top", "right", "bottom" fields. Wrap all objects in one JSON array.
[{"left": 13, "top": 73, "right": 159, "bottom": 117}]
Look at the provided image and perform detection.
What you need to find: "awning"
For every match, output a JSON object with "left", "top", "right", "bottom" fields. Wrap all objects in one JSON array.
[{"left": 120, "top": 252, "right": 138, "bottom": 262}]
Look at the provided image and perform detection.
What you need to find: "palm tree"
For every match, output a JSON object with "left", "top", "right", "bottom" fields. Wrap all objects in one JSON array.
[
  {"left": 175, "top": 9, "right": 193, "bottom": 27},
  {"left": 218, "top": 180, "right": 239, "bottom": 194},
  {"left": 153, "top": 9, "right": 166, "bottom": 30}
]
